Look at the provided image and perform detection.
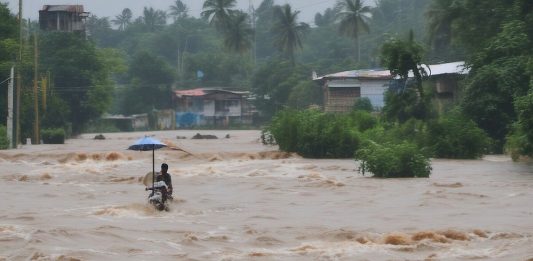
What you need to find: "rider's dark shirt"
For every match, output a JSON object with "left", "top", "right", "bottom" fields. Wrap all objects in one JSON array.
[{"left": 156, "top": 172, "right": 172, "bottom": 190}]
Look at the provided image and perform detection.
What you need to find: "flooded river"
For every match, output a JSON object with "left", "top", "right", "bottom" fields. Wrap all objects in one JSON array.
[{"left": 1, "top": 130, "right": 532, "bottom": 260}]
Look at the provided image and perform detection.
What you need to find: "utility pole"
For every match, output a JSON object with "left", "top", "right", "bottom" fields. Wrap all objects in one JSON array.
[
  {"left": 33, "top": 32, "right": 40, "bottom": 144},
  {"left": 16, "top": 0, "right": 22, "bottom": 147},
  {"left": 41, "top": 75, "right": 47, "bottom": 111},
  {"left": 248, "top": 0, "right": 256, "bottom": 67},
  {"left": 7, "top": 67, "right": 14, "bottom": 148}
]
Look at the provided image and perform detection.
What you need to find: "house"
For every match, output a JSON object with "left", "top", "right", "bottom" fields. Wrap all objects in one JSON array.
[
  {"left": 422, "top": 61, "right": 469, "bottom": 113},
  {"left": 173, "top": 88, "right": 253, "bottom": 127},
  {"left": 422, "top": 61, "right": 468, "bottom": 99},
  {"left": 314, "top": 61, "right": 468, "bottom": 113},
  {"left": 39, "top": 5, "right": 89, "bottom": 34},
  {"left": 101, "top": 113, "right": 149, "bottom": 131},
  {"left": 313, "top": 69, "right": 392, "bottom": 113}
]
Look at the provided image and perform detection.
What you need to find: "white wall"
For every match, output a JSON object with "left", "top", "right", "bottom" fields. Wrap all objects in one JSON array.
[
  {"left": 203, "top": 100, "right": 215, "bottom": 117},
  {"left": 328, "top": 79, "right": 389, "bottom": 109},
  {"left": 360, "top": 80, "right": 389, "bottom": 108}
]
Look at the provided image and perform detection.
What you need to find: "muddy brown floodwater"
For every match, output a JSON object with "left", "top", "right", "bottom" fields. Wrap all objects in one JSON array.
[{"left": 1, "top": 130, "right": 532, "bottom": 261}]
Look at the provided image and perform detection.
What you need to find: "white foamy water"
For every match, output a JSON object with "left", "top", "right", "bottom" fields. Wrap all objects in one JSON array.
[{"left": 0, "top": 130, "right": 532, "bottom": 260}]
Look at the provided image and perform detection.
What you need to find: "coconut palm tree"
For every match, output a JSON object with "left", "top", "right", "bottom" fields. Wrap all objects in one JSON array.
[
  {"left": 112, "top": 8, "right": 132, "bottom": 31},
  {"left": 143, "top": 7, "right": 167, "bottom": 32},
  {"left": 426, "top": 0, "right": 461, "bottom": 49},
  {"left": 169, "top": 0, "right": 189, "bottom": 21},
  {"left": 336, "top": 0, "right": 372, "bottom": 62},
  {"left": 201, "top": 0, "right": 237, "bottom": 32},
  {"left": 223, "top": 12, "right": 253, "bottom": 54},
  {"left": 271, "top": 4, "right": 309, "bottom": 65}
]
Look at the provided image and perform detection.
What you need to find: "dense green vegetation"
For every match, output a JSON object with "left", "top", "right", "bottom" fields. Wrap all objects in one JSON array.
[
  {"left": 0, "top": 125, "right": 8, "bottom": 149},
  {"left": 0, "top": 0, "right": 531, "bottom": 162},
  {"left": 357, "top": 141, "right": 431, "bottom": 178},
  {"left": 267, "top": 106, "right": 489, "bottom": 177},
  {"left": 41, "top": 128, "right": 65, "bottom": 144},
  {"left": 426, "top": 111, "right": 490, "bottom": 159},
  {"left": 0, "top": 2, "right": 18, "bottom": 127},
  {"left": 268, "top": 109, "right": 364, "bottom": 158}
]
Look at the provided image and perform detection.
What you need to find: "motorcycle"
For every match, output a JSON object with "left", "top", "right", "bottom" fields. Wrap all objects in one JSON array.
[
  {"left": 146, "top": 181, "right": 171, "bottom": 211},
  {"left": 143, "top": 172, "right": 172, "bottom": 211}
]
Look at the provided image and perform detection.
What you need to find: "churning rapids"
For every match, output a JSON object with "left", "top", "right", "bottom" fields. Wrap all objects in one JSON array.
[{"left": 0, "top": 130, "right": 532, "bottom": 261}]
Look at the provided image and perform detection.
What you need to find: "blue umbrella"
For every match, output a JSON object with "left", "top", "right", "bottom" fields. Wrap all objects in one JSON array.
[{"left": 128, "top": 136, "right": 167, "bottom": 189}]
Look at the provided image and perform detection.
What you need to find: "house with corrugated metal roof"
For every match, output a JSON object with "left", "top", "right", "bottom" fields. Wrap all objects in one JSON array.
[
  {"left": 173, "top": 88, "right": 255, "bottom": 127},
  {"left": 39, "top": 5, "right": 89, "bottom": 34},
  {"left": 314, "top": 69, "right": 392, "bottom": 112},
  {"left": 313, "top": 61, "right": 469, "bottom": 113}
]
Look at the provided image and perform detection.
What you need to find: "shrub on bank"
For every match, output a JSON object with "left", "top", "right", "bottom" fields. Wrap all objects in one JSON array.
[
  {"left": 296, "top": 113, "right": 360, "bottom": 158},
  {"left": 347, "top": 110, "right": 377, "bottom": 132},
  {"left": 41, "top": 128, "right": 65, "bottom": 144},
  {"left": 427, "top": 112, "right": 490, "bottom": 159},
  {"left": 269, "top": 109, "right": 299, "bottom": 152},
  {"left": 353, "top": 97, "right": 373, "bottom": 112},
  {"left": 506, "top": 91, "right": 533, "bottom": 161},
  {"left": 268, "top": 109, "right": 362, "bottom": 158},
  {"left": 0, "top": 125, "right": 9, "bottom": 149},
  {"left": 356, "top": 141, "right": 431, "bottom": 178}
]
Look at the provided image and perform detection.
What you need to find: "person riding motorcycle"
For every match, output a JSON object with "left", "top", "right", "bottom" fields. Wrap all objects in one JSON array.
[{"left": 156, "top": 163, "right": 173, "bottom": 202}]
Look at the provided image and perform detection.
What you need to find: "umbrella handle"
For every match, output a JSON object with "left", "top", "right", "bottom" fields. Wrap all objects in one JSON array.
[{"left": 152, "top": 146, "right": 155, "bottom": 193}]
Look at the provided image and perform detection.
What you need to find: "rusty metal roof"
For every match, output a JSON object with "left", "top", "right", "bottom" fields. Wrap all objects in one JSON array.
[
  {"left": 41, "top": 5, "right": 84, "bottom": 13},
  {"left": 174, "top": 88, "right": 247, "bottom": 98},
  {"left": 174, "top": 88, "right": 206, "bottom": 97},
  {"left": 314, "top": 61, "right": 468, "bottom": 81},
  {"left": 314, "top": 69, "right": 392, "bottom": 81}
]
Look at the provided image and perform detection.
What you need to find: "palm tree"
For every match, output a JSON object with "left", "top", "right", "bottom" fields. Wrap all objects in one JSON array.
[
  {"left": 169, "top": 0, "right": 189, "bottom": 21},
  {"left": 271, "top": 4, "right": 309, "bottom": 64},
  {"left": 112, "top": 8, "right": 132, "bottom": 31},
  {"left": 223, "top": 12, "right": 254, "bottom": 54},
  {"left": 143, "top": 7, "right": 167, "bottom": 32},
  {"left": 201, "top": 0, "right": 237, "bottom": 32},
  {"left": 426, "top": 0, "right": 461, "bottom": 50},
  {"left": 336, "top": 0, "right": 372, "bottom": 62}
]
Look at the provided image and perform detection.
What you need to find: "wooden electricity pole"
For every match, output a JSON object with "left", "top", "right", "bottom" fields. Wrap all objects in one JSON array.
[
  {"left": 7, "top": 67, "right": 14, "bottom": 148},
  {"left": 33, "top": 32, "right": 39, "bottom": 144},
  {"left": 16, "top": 0, "right": 22, "bottom": 147}
]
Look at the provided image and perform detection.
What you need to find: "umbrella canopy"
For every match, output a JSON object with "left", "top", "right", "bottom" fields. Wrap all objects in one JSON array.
[
  {"left": 128, "top": 136, "right": 167, "bottom": 151},
  {"left": 128, "top": 136, "right": 167, "bottom": 189}
]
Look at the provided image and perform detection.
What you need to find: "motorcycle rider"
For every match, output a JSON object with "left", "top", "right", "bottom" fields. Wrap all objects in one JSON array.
[{"left": 156, "top": 163, "right": 173, "bottom": 202}]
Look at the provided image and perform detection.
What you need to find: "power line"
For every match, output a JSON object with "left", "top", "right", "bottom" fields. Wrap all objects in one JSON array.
[{"left": 0, "top": 77, "right": 12, "bottom": 86}]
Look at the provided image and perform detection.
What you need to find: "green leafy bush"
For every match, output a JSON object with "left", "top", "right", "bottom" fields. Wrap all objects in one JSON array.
[
  {"left": 268, "top": 109, "right": 361, "bottom": 158},
  {"left": 41, "top": 128, "right": 65, "bottom": 144},
  {"left": 359, "top": 119, "right": 429, "bottom": 152},
  {"left": 427, "top": 112, "right": 490, "bottom": 159},
  {"left": 356, "top": 141, "right": 431, "bottom": 178},
  {"left": 347, "top": 110, "right": 377, "bottom": 132},
  {"left": 0, "top": 125, "right": 9, "bottom": 149},
  {"left": 506, "top": 90, "right": 533, "bottom": 160},
  {"left": 296, "top": 113, "right": 360, "bottom": 158},
  {"left": 353, "top": 97, "right": 373, "bottom": 112},
  {"left": 269, "top": 109, "right": 299, "bottom": 152}
]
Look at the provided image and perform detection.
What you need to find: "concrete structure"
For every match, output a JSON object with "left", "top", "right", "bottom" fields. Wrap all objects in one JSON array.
[
  {"left": 173, "top": 88, "right": 253, "bottom": 127},
  {"left": 39, "top": 5, "right": 89, "bottom": 34},
  {"left": 156, "top": 110, "right": 176, "bottom": 130}
]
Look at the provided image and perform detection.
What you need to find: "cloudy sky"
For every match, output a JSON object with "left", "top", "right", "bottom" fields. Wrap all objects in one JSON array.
[{"left": 4, "top": 0, "right": 337, "bottom": 25}]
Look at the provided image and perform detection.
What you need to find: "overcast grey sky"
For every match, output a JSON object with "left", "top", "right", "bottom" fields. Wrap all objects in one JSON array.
[{"left": 3, "top": 0, "right": 338, "bottom": 25}]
